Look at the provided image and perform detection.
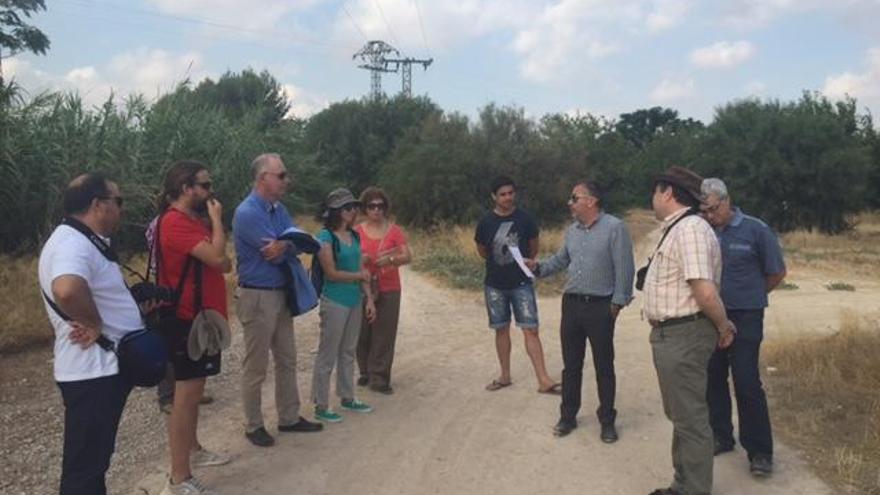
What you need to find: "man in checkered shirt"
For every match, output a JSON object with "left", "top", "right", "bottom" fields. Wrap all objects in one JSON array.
[{"left": 642, "top": 166, "right": 737, "bottom": 495}]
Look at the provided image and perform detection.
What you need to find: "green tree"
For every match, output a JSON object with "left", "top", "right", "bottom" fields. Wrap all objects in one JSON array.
[
  {"left": 615, "top": 106, "right": 703, "bottom": 149},
  {"left": 0, "top": 0, "right": 50, "bottom": 80},
  {"left": 190, "top": 69, "right": 291, "bottom": 129},
  {"left": 702, "top": 93, "right": 872, "bottom": 233}
]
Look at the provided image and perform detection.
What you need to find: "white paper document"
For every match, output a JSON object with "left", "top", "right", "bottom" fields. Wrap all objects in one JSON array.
[{"left": 509, "top": 246, "right": 535, "bottom": 279}]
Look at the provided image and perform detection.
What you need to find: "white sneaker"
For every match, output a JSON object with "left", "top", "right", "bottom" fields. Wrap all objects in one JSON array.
[
  {"left": 159, "top": 476, "right": 219, "bottom": 495},
  {"left": 191, "top": 447, "right": 232, "bottom": 468}
]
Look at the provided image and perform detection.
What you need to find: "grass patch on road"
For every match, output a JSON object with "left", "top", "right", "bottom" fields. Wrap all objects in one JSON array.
[{"left": 764, "top": 312, "right": 880, "bottom": 494}]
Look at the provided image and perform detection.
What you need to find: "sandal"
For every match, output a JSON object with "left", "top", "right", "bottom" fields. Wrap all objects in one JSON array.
[
  {"left": 485, "top": 379, "right": 513, "bottom": 391},
  {"left": 538, "top": 383, "right": 562, "bottom": 395}
]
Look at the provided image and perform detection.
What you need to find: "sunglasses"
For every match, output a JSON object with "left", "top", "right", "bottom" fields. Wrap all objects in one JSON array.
[
  {"left": 195, "top": 181, "right": 213, "bottom": 191},
  {"left": 568, "top": 194, "right": 589, "bottom": 204},
  {"left": 366, "top": 202, "right": 387, "bottom": 211},
  {"left": 341, "top": 203, "right": 358, "bottom": 211},
  {"left": 99, "top": 196, "right": 124, "bottom": 207},
  {"left": 265, "top": 171, "right": 288, "bottom": 181}
]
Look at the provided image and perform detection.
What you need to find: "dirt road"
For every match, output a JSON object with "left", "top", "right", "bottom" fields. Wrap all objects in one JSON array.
[{"left": 126, "top": 262, "right": 851, "bottom": 495}]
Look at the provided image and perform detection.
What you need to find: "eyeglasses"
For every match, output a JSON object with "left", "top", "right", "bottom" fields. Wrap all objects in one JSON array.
[
  {"left": 264, "top": 171, "right": 288, "bottom": 181},
  {"left": 366, "top": 202, "right": 387, "bottom": 211},
  {"left": 702, "top": 201, "right": 724, "bottom": 214},
  {"left": 341, "top": 203, "right": 358, "bottom": 212},
  {"left": 568, "top": 194, "right": 589, "bottom": 204},
  {"left": 195, "top": 181, "right": 212, "bottom": 191},
  {"left": 99, "top": 196, "right": 124, "bottom": 207}
]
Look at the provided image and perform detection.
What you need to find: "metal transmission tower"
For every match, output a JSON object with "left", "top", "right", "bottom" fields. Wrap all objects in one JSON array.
[
  {"left": 353, "top": 40, "right": 433, "bottom": 98},
  {"left": 384, "top": 56, "right": 433, "bottom": 97},
  {"left": 353, "top": 40, "right": 399, "bottom": 100}
]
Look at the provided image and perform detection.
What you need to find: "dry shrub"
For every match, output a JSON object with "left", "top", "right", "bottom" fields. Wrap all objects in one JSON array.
[
  {"left": 764, "top": 311, "right": 880, "bottom": 494},
  {"left": 0, "top": 255, "right": 52, "bottom": 353},
  {"left": 782, "top": 211, "right": 880, "bottom": 278}
]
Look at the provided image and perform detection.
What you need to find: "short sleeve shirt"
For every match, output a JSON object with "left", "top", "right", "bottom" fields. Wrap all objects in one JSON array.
[
  {"left": 356, "top": 223, "right": 408, "bottom": 293},
  {"left": 643, "top": 209, "right": 722, "bottom": 321},
  {"left": 317, "top": 229, "right": 363, "bottom": 308},
  {"left": 38, "top": 225, "right": 143, "bottom": 382},
  {"left": 716, "top": 208, "right": 786, "bottom": 310},
  {"left": 158, "top": 209, "right": 228, "bottom": 321},
  {"left": 474, "top": 208, "right": 539, "bottom": 290}
]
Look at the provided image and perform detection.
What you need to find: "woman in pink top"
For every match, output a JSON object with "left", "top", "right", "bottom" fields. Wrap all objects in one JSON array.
[{"left": 355, "top": 187, "right": 411, "bottom": 394}]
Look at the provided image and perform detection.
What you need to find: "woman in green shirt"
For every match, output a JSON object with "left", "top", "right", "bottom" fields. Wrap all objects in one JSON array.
[{"left": 310, "top": 188, "right": 376, "bottom": 423}]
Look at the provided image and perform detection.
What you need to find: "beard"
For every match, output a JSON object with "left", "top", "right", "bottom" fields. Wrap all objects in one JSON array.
[{"left": 193, "top": 197, "right": 209, "bottom": 215}]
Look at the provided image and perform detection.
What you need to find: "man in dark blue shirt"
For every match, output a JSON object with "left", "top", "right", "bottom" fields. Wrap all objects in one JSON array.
[
  {"left": 701, "top": 178, "right": 786, "bottom": 477},
  {"left": 474, "top": 176, "right": 559, "bottom": 395},
  {"left": 233, "top": 153, "right": 323, "bottom": 448}
]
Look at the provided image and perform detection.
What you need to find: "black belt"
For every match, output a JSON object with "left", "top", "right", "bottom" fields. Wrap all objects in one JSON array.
[
  {"left": 239, "top": 283, "right": 286, "bottom": 291},
  {"left": 650, "top": 312, "right": 705, "bottom": 328},
  {"left": 563, "top": 293, "right": 612, "bottom": 303}
]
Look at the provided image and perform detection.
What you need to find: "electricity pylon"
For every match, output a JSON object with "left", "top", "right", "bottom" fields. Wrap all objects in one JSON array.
[{"left": 353, "top": 40, "right": 432, "bottom": 99}]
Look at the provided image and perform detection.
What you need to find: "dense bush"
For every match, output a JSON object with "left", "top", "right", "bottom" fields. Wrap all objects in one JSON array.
[{"left": 1, "top": 76, "right": 878, "bottom": 255}]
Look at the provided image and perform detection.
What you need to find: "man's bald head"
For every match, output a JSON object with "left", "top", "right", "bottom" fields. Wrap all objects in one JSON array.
[{"left": 63, "top": 173, "right": 114, "bottom": 215}]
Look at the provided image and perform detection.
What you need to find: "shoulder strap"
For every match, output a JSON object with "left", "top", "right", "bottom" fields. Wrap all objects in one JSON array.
[
  {"left": 41, "top": 289, "right": 115, "bottom": 352},
  {"left": 62, "top": 217, "right": 145, "bottom": 283},
  {"left": 650, "top": 209, "right": 697, "bottom": 257}
]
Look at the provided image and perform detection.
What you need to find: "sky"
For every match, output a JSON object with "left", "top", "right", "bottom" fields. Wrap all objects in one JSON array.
[{"left": 6, "top": 0, "right": 880, "bottom": 123}]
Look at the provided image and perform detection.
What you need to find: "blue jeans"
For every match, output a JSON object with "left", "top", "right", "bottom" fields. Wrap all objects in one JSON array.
[
  {"left": 57, "top": 373, "right": 132, "bottom": 495},
  {"left": 707, "top": 308, "right": 773, "bottom": 459},
  {"left": 484, "top": 284, "right": 539, "bottom": 330}
]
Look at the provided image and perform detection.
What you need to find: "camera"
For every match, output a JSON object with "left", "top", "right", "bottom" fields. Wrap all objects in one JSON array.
[{"left": 129, "top": 282, "right": 178, "bottom": 304}]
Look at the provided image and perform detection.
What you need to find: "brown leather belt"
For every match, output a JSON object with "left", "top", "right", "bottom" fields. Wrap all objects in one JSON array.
[{"left": 649, "top": 312, "right": 705, "bottom": 328}]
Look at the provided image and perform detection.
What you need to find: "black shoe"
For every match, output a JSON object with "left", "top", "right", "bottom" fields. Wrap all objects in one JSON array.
[
  {"left": 278, "top": 416, "right": 324, "bottom": 433},
  {"left": 553, "top": 419, "right": 577, "bottom": 437},
  {"left": 357, "top": 376, "right": 368, "bottom": 387},
  {"left": 600, "top": 423, "right": 618, "bottom": 443},
  {"left": 368, "top": 384, "right": 394, "bottom": 395},
  {"left": 245, "top": 427, "right": 275, "bottom": 447},
  {"left": 750, "top": 454, "right": 773, "bottom": 477},
  {"left": 714, "top": 437, "right": 735, "bottom": 456}
]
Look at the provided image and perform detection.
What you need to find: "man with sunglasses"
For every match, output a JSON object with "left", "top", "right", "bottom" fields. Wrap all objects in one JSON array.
[
  {"left": 700, "top": 178, "right": 786, "bottom": 477},
  {"left": 474, "top": 176, "right": 560, "bottom": 395},
  {"left": 526, "top": 181, "right": 634, "bottom": 443},
  {"left": 233, "top": 153, "right": 323, "bottom": 448},
  {"left": 39, "top": 173, "right": 140, "bottom": 495}
]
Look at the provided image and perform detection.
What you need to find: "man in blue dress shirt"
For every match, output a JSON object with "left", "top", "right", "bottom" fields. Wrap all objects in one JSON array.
[
  {"left": 700, "top": 178, "right": 787, "bottom": 477},
  {"left": 233, "top": 153, "right": 323, "bottom": 448}
]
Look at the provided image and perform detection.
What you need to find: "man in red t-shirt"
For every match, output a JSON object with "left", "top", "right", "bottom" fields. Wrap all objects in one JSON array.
[{"left": 157, "top": 160, "right": 232, "bottom": 495}]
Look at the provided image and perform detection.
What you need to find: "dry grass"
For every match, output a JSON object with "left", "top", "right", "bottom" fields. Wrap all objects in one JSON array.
[
  {"left": 408, "top": 209, "right": 658, "bottom": 295},
  {"left": 0, "top": 255, "right": 52, "bottom": 353},
  {"left": 782, "top": 211, "right": 880, "bottom": 279},
  {"left": 764, "top": 311, "right": 880, "bottom": 494}
]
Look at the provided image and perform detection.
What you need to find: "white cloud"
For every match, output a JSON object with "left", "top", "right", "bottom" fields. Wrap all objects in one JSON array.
[
  {"left": 823, "top": 47, "right": 880, "bottom": 110},
  {"left": 646, "top": 0, "right": 692, "bottom": 32},
  {"left": 334, "top": 0, "right": 693, "bottom": 86},
  {"left": 650, "top": 76, "right": 695, "bottom": 103},
  {"left": 690, "top": 41, "right": 755, "bottom": 69},
  {"left": 718, "top": 0, "right": 880, "bottom": 29},
  {"left": 281, "top": 83, "right": 328, "bottom": 118}
]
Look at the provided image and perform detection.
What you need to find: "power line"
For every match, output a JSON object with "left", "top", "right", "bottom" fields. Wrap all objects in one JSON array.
[
  {"left": 56, "top": 0, "right": 347, "bottom": 49},
  {"left": 341, "top": 1, "right": 368, "bottom": 42},
  {"left": 413, "top": 0, "right": 431, "bottom": 57},
  {"left": 370, "top": 0, "right": 400, "bottom": 48}
]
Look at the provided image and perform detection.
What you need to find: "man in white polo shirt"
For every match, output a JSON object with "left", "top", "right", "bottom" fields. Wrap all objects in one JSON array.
[{"left": 39, "top": 173, "right": 143, "bottom": 495}]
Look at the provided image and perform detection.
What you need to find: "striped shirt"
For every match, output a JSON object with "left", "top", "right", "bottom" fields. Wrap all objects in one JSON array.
[
  {"left": 537, "top": 213, "right": 635, "bottom": 307},
  {"left": 643, "top": 207, "right": 721, "bottom": 321}
]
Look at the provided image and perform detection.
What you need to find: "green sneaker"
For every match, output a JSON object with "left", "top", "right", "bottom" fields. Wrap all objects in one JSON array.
[
  {"left": 314, "top": 406, "right": 343, "bottom": 423},
  {"left": 341, "top": 399, "right": 373, "bottom": 413}
]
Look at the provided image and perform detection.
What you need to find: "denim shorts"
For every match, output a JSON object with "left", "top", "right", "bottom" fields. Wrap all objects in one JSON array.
[{"left": 484, "top": 284, "right": 539, "bottom": 330}]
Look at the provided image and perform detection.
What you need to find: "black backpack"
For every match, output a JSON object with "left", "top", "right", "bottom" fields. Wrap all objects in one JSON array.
[{"left": 310, "top": 228, "right": 360, "bottom": 296}]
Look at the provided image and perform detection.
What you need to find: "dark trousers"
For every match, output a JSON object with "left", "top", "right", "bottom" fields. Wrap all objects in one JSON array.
[
  {"left": 57, "top": 373, "right": 132, "bottom": 495},
  {"left": 559, "top": 295, "right": 616, "bottom": 426},
  {"left": 707, "top": 308, "right": 773, "bottom": 459},
  {"left": 357, "top": 291, "right": 402, "bottom": 388}
]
